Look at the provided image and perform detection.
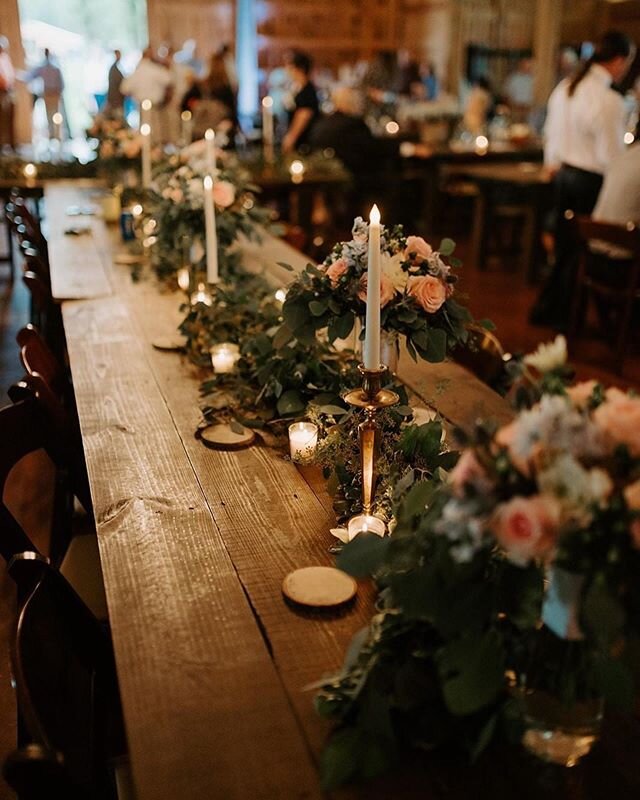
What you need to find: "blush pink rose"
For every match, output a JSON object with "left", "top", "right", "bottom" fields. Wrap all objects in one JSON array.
[
  {"left": 404, "top": 235, "right": 433, "bottom": 261},
  {"left": 449, "top": 449, "right": 491, "bottom": 495},
  {"left": 624, "top": 480, "right": 640, "bottom": 549},
  {"left": 593, "top": 392, "right": 640, "bottom": 456},
  {"left": 407, "top": 275, "right": 447, "bottom": 313},
  {"left": 566, "top": 380, "right": 598, "bottom": 408},
  {"left": 494, "top": 421, "right": 539, "bottom": 476},
  {"left": 213, "top": 180, "right": 236, "bottom": 208},
  {"left": 492, "top": 494, "right": 561, "bottom": 565},
  {"left": 325, "top": 257, "right": 348, "bottom": 287},
  {"left": 358, "top": 272, "right": 396, "bottom": 308}
]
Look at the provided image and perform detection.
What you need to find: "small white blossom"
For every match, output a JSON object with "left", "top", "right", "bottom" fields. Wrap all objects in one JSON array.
[{"left": 524, "top": 335, "right": 567, "bottom": 373}]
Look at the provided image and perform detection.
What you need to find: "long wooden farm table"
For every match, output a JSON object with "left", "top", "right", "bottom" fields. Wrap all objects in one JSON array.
[{"left": 45, "top": 182, "right": 513, "bottom": 800}]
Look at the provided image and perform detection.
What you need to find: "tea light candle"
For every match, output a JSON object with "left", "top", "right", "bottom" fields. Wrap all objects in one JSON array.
[
  {"left": 23, "top": 163, "right": 37, "bottom": 180},
  {"left": 177, "top": 266, "right": 190, "bottom": 292},
  {"left": 289, "top": 159, "right": 305, "bottom": 184},
  {"left": 288, "top": 422, "right": 318, "bottom": 463},
  {"left": 140, "top": 122, "right": 152, "bottom": 187},
  {"left": 347, "top": 514, "right": 386, "bottom": 541},
  {"left": 210, "top": 343, "right": 239, "bottom": 373},
  {"left": 190, "top": 282, "right": 213, "bottom": 306}
]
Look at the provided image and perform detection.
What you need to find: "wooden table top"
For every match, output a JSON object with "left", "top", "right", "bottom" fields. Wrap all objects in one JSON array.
[
  {"left": 448, "top": 160, "right": 552, "bottom": 186},
  {"left": 45, "top": 182, "right": 513, "bottom": 799}
]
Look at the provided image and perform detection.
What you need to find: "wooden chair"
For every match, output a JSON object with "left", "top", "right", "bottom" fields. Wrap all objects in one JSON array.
[
  {"left": 569, "top": 215, "right": 640, "bottom": 372},
  {"left": 17, "top": 324, "right": 72, "bottom": 413},
  {"left": 452, "top": 323, "right": 508, "bottom": 388},
  {"left": 0, "top": 397, "right": 105, "bottom": 619},
  {"left": 3, "top": 743, "right": 82, "bottom": 799},
  {"left": 5, "top": 553, "right": 126, "bottom": 799}
]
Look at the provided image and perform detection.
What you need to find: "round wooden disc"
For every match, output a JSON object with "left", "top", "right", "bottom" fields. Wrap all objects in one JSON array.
[
  {"left": 152, "top": 336, "right": 187, "bottom": 352},
  {"left": 200, "top": 423, "right": 255, "bottom": 450},
  {"left": 282, "top": 566, "right": 357, "bottom": 608},
  {"left": 114, "top": 252, "right": 143, "bottom": 265}
]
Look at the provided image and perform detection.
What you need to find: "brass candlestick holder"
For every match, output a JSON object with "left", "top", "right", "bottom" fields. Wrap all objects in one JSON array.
[{"left": 344, "top": 365, "right": 399, "bottom": 532}]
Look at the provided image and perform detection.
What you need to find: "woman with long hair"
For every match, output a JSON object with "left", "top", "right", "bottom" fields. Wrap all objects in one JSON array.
[{"left": 530, "top": 30, "right": 635, "bottom": 327}]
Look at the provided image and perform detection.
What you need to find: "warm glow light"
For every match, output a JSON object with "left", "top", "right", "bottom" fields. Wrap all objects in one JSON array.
[
  {"left": 205, "top": 128, "right": 215, "bottom": 142},
  {"left": 210, "top": 343, "right": 240, "bottom": 373},
  {"left": 52, "top": 112, "right": 63, "bottom": 125},
  {"left": 275, "top": 288, "right": 287, "bottom": 303},
  {"left": 475, "top": 135, "right": 489, "bottom": 150},
  {"left": 131, "top": 203, "right": 143, "bottom": 217},
  {"left": 140, "top": 123, "right": 151, "bottom": 137},
  {"left": 181, "top": 110, "right": 192, "bottom": 122},
  {"left": 141, "top": 98, "right": 152, "bottom": 111},
  {"left": 288, "top": 422, "right": 318, "bottom": 463},
  {"left": 289, "top": 159, "right": 305, "bottom": 175},
  {"left": 347, "top": 514, "right": 386, "bottom": 541},
  {"left": 369, "top": 204, "right": 381, "bottom": 225},
  {"left": 177, "top": 267, "right": 190, "bottom": 291},
  {"left": 23, "top": 163, "right": 37, "bottom": 178},
  {"left": 204, "top": 174, "right": 213, "bottom": 190},
  {"left": 190, "top": 282, "right": 213, "bottom": 306},
  {"left": 385, "top": 120, "right": 400, "bottom": 135},
  {"left": 262, "top": 96, "right": 273, "bottom": 108},
  {"left": 624, "top": 131, "right": 635, "bottom": 145}
]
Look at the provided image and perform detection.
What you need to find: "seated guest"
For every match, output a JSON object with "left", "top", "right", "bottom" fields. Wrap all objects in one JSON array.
[
  {"left": 282, "top": 50, "right": 319, "bottom": 153},
  {"left": 463, "top": 76, "right": 493, "bottom": 134},
  {"left": 181, "top": 52, "right": 236, "bottom": 141},
  {"left": 593, "top": 141, "right": 640, "bottom": 224},
  {"left": 420, "top": 61, "right": 439, "bottom": 101}
]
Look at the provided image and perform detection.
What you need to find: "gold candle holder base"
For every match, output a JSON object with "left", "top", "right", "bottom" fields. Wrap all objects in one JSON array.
[{"left": 344, "top": 365, "right": 399, "bottom": 523}]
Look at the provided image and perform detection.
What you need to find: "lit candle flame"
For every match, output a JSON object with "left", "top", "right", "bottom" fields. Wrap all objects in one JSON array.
[
  {"left": 262, "top": 96, "right": 274, "bottom": 108},
  {"left": 205, "top": 128, "right": 215, "bottom": 142},
  {"left": 181, "top": 110, "right": 192, "bottom": 122},
  {"left": 204, "top": 174, "right": 213, "bottom": 191},
  {"left": 369, "top": 204, "right": 380, "bottom": 225},
  {"left": 140, "top": 123, "right": 151, "bottom": 137},
  {"left": 141, "top": 98, "right": 152, "bottom": 111}
]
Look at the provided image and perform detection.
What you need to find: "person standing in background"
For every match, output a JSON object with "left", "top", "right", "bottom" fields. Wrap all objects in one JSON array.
[
  {"left": 530, "top": 30, "right": 635, "bottom": 327},
  {"left": 282, "top": 51, "right": 319, "bottom": 153},
  {"left": 503, "top": 58, "right": 534, "bottom": 120},
  {"left": 121, "top": 47, "right": 173, "bottom": 142},
  {"left": 25, "top": 48, "right": 64, "bottom": 139},
  {"left": 105, "top": 49, "right": 125, "bottom": 116},
  {"left": 0, "top": 36, "right": 15, "bottom": 151}
]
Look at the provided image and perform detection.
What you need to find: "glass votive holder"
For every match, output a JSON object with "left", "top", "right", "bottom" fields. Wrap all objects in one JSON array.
[
  {"left": 288, "top": 421, "right": 318, "bottom": 463},
  {"left": 347, "top": 514, "right": 386, "bottom": 542},
  {"left": 190, "top": 282, "right": 213, "bottom": 307},
  {"left": 210, "top": 342, "right": 240, "bottom": 373}
]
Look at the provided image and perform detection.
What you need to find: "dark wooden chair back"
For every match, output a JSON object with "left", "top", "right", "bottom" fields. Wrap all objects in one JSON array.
[
  {"left": 3, "top": 743, "right": 82, "bottom": 799},
  {"left": 8, "top": 553, "right": 123, "bottom": 799},
  {"left": 0, "top": 401, "right": 48, "bottom": 562},
  {"left": 8, "top": 195, "right": 46, "bottom": 254},
  {"left": 452, "top": 323, "right": 507, "bottom": 387},
  {"left": 17, "top": 324, "right": 68, "bottom": 402},
  {"left": 569, "top": 214, "right": 640, "bottom": 371}
]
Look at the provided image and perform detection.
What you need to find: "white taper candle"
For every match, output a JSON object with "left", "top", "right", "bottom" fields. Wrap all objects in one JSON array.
[
  {"left": 140, "top": 123, "right": 152, "bottom": 188},
  {"left": 203, "top": 174, "right": 219, "bottom": 284},
  {"left": 205, "top": 128, "right": 216, "bottom": 174},
  {"left": 364, "top": 204, "right": 381, "bottom": 369}
]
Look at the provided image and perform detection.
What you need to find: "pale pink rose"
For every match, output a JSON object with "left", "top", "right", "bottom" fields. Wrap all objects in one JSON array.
[
  {"left": 212, "top": 180, "right": 235, "bottom": 208},
  {"left": 449, "top": 449, "right": 491, "bottom": 495},
  {"left": 492, "top": 494, "right": 561, "bottom": 565},
  {"left": 170, "top": 188, "right": 184, "bottom": 203},
  {"left": 122, "top": 138, "right": 141, "bottom": 158},
  {"left": 358, "top": 272, "right": 396, "bottom": 308},
  {"left": 566, "top": 380, "right": 598, "bottom": 408},
  {"left": 593, "top": 392, "right": 640, "bottom": 457},
  {"left": 494, "top": 421, "right": 540, "bottom": 476},
  {"left": 325, "top": 257, "right": 348, "bottom": 287},
  {"left": 407, "top": 275, "right": 447, "bottom": 313},
  {"left": 404, "top": 235, "right": 433, "bottom": 261}
]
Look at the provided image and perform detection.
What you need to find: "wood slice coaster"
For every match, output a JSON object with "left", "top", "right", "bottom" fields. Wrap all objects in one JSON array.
[
  {"left": 282, "top": 566, "right": 357, "bottom": 608},
  {"left": 200, "top": 423, "right": 255, "bottom": 450},
  {"left": 114, "top": 252, "right": 143, "bottom": 265},
  {"left": 151, "top": 336, "right": 187, "bottom": 352}
]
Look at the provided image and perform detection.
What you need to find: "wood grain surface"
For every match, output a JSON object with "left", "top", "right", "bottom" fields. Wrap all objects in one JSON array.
[{"left": 47, "top": 183, "right": 511, "bottom": 800}]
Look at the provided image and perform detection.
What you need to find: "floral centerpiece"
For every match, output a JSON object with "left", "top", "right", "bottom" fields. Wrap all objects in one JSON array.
[
  {"left": 316, "top": 378, "right": 640, "bottom": 787},
  {"left": 86, "top": 115, "right": 145, "bottom": 184},
  {"left": 278, "top": 218, "right": 471, "bottom": 363},
  {"left": 145, "top": 141, "right": 271, "bottom": 285}
]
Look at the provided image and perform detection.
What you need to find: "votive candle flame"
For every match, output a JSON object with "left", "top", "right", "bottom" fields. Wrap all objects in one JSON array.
[{"left": 288, "top": 422, "right": 318, "bottom": 463}]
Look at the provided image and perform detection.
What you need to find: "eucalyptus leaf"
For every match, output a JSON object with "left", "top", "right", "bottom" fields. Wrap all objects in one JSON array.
[
  {"left": 439, "top": 238, "right": 456, "bottom": 256},
  {"left": 276, "top": 390, "right": 305, "bottom": 416},
  {"left": 337, "top": 533, "right": 390, "bottom": 577}
]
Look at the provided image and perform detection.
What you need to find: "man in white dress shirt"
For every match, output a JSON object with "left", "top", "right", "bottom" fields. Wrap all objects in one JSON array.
[
  {"left": 531, "top": 30, "right": 634, "bottom": 327},
  {"left": 121, "top": 47, "right": 172, "bottom": 142},
  {"left": 593, "top": 141, "right": 640, "bottom": 225}
]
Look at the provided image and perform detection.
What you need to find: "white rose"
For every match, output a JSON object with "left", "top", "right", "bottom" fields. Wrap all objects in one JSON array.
[{"left": 381, "top": 252, "right": 408, "bottom": 293}]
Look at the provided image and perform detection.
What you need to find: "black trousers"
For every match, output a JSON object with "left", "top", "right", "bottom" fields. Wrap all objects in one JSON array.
[{"left": 531, "top": 164, "right": 603, "bottom": 325}]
